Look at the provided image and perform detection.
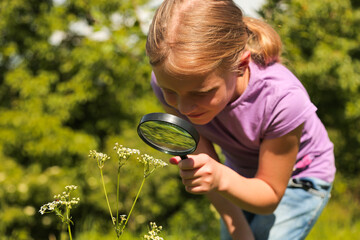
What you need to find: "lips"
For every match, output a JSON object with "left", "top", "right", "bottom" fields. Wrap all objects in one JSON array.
[{"left": 187, "top": 112, "right": 205, "bottom": 119}]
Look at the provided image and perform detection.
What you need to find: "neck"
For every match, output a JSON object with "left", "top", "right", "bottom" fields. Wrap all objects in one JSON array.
[{"left": 237, "top": 67, "right": 250, "bottom": 96}]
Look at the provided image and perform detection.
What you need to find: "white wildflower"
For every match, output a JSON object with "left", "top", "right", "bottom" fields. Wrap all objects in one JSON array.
[
  {"left": 138, "top": 154, "right": 167, "bottom": 177},
  {"left": 143, "top": 222, "right": 164, "bottom": 240},
  {"left": 89, "top": 150, "right": 110, "bottom": 169},
  {"left": 114, "top": 143, "right": 140, "bottom": 167},
  {"left": 39, "top": 200, "right": 61, "bottom": 215},
  {"left": 39, "top": 185, "right": 80, "bottom": 214}
]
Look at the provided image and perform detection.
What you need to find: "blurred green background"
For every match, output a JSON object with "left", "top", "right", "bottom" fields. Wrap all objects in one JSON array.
[{"left": 0, "top": 0, "right": 359, "bottom": 239}]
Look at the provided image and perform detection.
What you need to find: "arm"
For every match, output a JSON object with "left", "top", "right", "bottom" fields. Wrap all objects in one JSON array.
[
  {"left": 174, "top": 124, "right": 303, "bottom": 214},
  {"left": 208, "top": 191, "right": 254, "bottom": 240},
  {"left": 162, "top": 106, "right": 254, "bottom": 239},
  {"left": 196, "top": 136, "right": 254, "bottom": 240},
  {"left": 219, "top": 124, "right": 302, "bottom": 213}
]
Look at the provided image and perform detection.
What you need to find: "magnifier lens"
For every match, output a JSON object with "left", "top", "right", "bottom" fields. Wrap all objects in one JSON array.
[
  {"left": 137, "top": 113, "right": 199, "bottom": 157},
  {"left": 139, "top": 121, "right": 196, "bottom": 152}
]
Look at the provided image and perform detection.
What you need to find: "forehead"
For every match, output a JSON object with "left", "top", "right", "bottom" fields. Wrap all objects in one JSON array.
[{"left": 153, "top": 67, "right": 223, "bottom": 91}]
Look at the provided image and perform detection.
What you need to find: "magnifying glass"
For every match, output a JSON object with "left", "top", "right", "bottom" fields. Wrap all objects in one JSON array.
[{"left": 137, "top": 113, "right": 199, "bottom": 160}]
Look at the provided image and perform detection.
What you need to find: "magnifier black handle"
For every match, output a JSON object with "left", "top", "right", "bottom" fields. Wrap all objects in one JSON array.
[{"left": 180, "top": 155, "right": 188, "bottom": 160}]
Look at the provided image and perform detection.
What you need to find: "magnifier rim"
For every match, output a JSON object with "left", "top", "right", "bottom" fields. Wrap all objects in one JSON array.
[{"left": 137, "top": 112, "right": 199, "bottom": 156}]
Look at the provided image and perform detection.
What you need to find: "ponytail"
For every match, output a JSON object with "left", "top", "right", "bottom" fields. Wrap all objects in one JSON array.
[{"left": 243, "top": 17, "right": 282, "bottom": 66}]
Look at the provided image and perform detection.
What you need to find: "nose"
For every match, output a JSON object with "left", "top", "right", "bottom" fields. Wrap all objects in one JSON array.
[{"left": 177, "top": 96, "right": 196, "bottom": 115}]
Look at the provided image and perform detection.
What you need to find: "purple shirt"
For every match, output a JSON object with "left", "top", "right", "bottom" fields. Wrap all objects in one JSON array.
[{"left": 151, "top": 62, "right": 336, "bottom": 182}]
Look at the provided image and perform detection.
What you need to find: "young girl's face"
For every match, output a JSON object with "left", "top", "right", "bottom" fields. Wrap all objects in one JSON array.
[{"left": 153, "top": 67, "right": 241, "bottom": 125}]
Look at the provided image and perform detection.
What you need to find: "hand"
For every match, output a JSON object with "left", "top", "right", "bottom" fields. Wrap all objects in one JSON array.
[{"left": 170, "top": 154, "right": 224, "bottom": 194}]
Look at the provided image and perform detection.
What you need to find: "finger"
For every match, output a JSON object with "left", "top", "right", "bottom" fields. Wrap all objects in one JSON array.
[
  {"left": 169, "top": 156, "right": 181, "bottom": 165},
  {"left": 180, "top": 168, "right": 199, "bottom": 179},
  {"left": 185, "top": 185, "right": 207, "bottom": 194},
  {"left": 182, "top": 177, "right": 199, "bottom": 186},
  {"left": 179, "top": 154, "right": 211, "bottom": 170},
  {"left": 178, "top": 157, "right": 197, "bottom": 170}
]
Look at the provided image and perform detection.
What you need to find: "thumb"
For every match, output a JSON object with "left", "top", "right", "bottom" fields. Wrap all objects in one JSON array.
[{"left": 169, "top": 156, "right": 181, "bottom": 165}]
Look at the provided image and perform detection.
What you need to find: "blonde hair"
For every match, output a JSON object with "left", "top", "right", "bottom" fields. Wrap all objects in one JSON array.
[{"left": 146, "top": 0, "right": 282, "bottom": 76}]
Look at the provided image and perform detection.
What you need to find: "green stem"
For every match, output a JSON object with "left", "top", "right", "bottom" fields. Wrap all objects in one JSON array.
[
  {"left": 67, "top": 222, "right": 72, "bottom": 240},
  {"left": 100, "top": 169, "right": 115, "bottom": 225},
  {"left": 121, "top": 177, "right": 146, "bottom": 232},
  {"left": 66, "top": 203, "right": 73, "bottom": 240},
  {"left": 66, "top": 193, "right": 73, "bottom": 240},
  {"left": 116, "top": 166, "right": 120, "bottom": 227}
]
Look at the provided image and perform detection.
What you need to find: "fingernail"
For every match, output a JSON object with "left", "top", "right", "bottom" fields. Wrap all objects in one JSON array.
[{"left": 169, "top": 157, "right": 179, "bottom": 165}]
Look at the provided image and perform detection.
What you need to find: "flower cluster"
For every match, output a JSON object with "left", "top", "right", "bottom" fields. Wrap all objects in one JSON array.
[
  {"left": 54, "top": 185, "right": 80, "bottom": 209},
  {"left": 89, "top": 150, "right": 110, "bottom": 169},
  {"left": 39, "top": 185, "right": 80, "bottom": 215},
  {"left": 87, "top": 143, "right": 167, "bottom": 239},
  {"left": 138, "top": 154, "right": 168, "bottom": 178},
  {"left": 39, "top": 200, "right": 61, "bottom": 215},
  {"left": 143, "top": 222, "right": 164, "bottom": 240},
  {"left": 114, "top": 143, "right": 140, "bottom": 167}
]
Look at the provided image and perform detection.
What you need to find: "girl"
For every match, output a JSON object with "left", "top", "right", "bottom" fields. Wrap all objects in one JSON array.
[{"left": 146, "top": 0, "right": 335, "bottom": 239}]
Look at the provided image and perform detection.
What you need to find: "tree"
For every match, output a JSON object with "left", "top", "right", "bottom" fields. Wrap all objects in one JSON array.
[
  {"left": 0, "top": 0, "right": 158, "bottom": 238},
  {"left": 0, "top": 0, "right": 219, "bottom": 238},
  {"left": 0, "top": 0, "right": 155, "bottom": 166},
  {"left": 260, "top": 0, "right": 360, "bottom": 176}
]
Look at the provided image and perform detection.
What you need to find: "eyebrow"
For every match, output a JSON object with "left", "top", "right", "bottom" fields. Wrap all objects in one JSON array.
[
  {"left": 158, "top": 85, "right": 174, "bottom": 91},
  {"left": 189, "top": 86, "right": 218, "bottom": 94}
]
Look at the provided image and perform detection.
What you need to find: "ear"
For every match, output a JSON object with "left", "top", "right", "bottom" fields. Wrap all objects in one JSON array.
[
  {"left": 240, "top": 50, "right": 251, "bottom": 63},
  {"left": 238, "top": 50, "right": 251, "bottom": 76}
]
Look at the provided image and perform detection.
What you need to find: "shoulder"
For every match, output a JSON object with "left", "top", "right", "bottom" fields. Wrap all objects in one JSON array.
[
  {"left": 247, "top": 62, "right": 317, "bottom": 138},
  {"left": 247, "top": 62, "right": 311, "bottom": 105},
  {"left": 249, "top": 62, "right": 305, "bottom": 91}
]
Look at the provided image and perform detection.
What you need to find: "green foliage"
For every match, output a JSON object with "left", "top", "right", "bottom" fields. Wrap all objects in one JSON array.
[
  {"left": 0, "top": 1, "right": 218, "bottom": 238},
  {"left": 260, "top": 0, "right": 360, "bottom": 176},
  {"left": 307, "top": 174, "right": 360, "bottom": 239},
  {"left": 2, "top": 0, "right": 358, "bottom": 238},
  {"left": 0, "top": 0, "right": 194, "bottom": 238}
]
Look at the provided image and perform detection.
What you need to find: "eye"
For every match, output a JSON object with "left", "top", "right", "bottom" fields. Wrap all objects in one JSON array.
[
  {"left": 195, "top": 91, "right": 210, "bottom": 96},
  {"left": 192, "top": 88, "right": 217, "bottom": 97},
  {"left": 161, "top": 88, "right": 174, "bottom": 93},
  {"left": 161, "top": 88, "right": 176, "bottom": 95}
]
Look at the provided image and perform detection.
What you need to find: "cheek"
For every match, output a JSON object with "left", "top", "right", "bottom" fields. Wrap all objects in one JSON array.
[
  {"left": 206, "top": 90, "right": 229, "bottom": 108},
  {"left": 208, "top": 97, "right": 225, "bottom": 109}
]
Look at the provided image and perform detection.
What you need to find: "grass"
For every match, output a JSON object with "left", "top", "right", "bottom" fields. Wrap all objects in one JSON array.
[
  {"left": 307, "top": 175, "right": 360, "bottom": 239},
  {"left": 73, "top": 174, "right": 360, "bottom": 239},
  {"left": 308, "top": 199, "right": 360, "bottom": 239}
]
